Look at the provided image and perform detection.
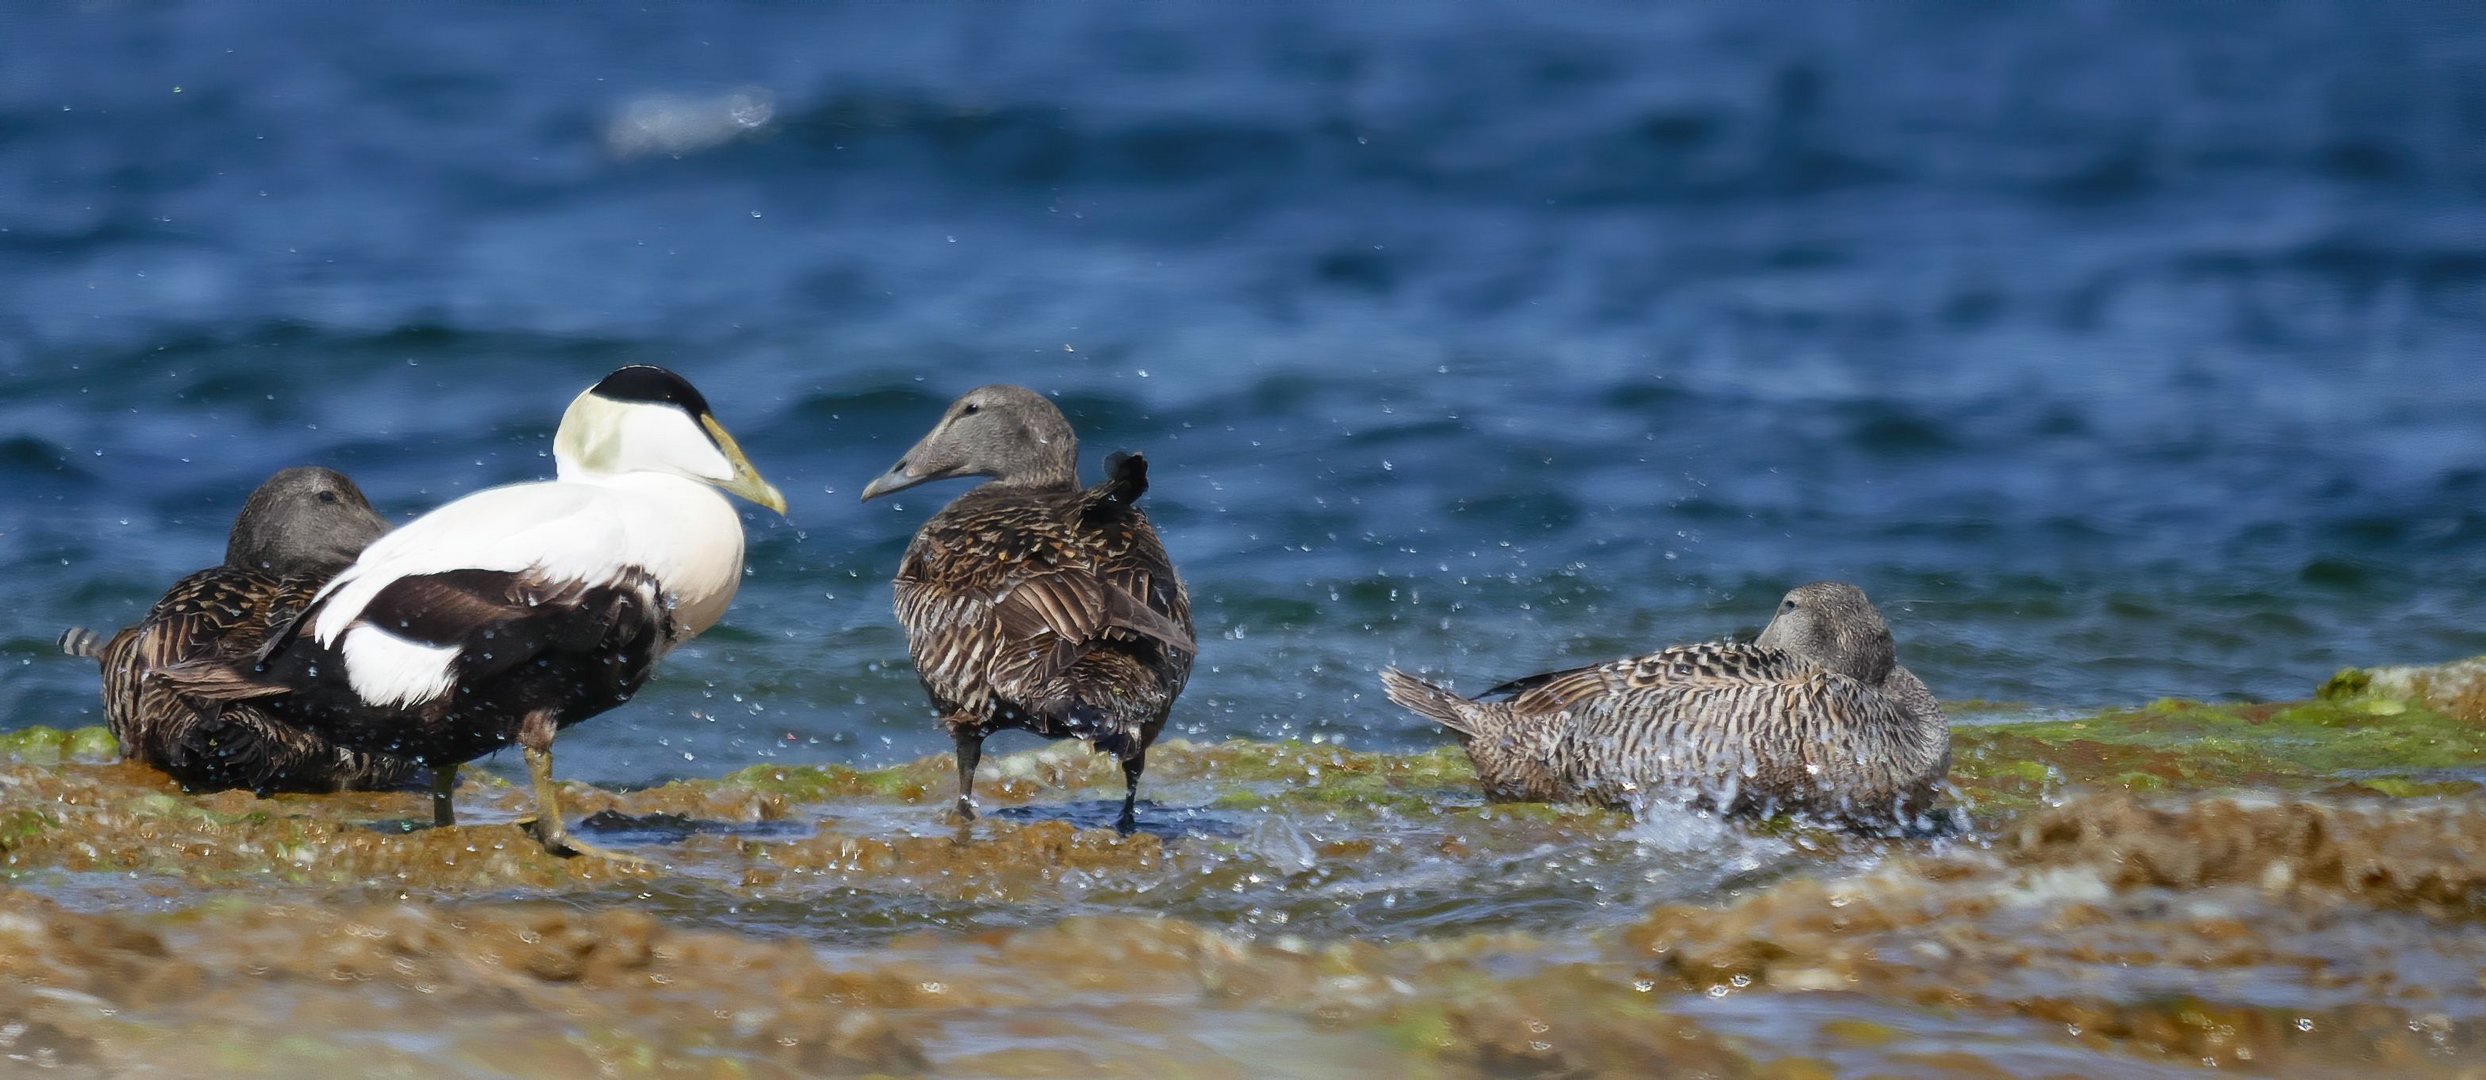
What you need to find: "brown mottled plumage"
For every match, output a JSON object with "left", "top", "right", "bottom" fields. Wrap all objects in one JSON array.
[
  {"left": 862, "top": 385, "right": 1195, "bottom": 831},
  {"left": 1381, "top": 581, "right": 1948, "bottom": 827},
  {"left": 59, "top": 467, "right": 420, "bottom": 794}
]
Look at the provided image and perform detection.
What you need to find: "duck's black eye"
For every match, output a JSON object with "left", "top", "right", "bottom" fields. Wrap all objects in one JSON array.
[
  {"left": 317, "top": 490, "right": 339, "bottom": 504},
  {"left": 1780, "top": 599, "right": 1797, "bottom": 613},
  {"left": 961, "top": 403, "right": 981, "bottom": 416}
]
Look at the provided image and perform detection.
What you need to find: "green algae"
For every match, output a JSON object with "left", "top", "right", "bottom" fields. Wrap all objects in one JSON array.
[
  {"left": 65, "top": 725, "right": 117, "bottom": 761},
  {"left": 2338, "top": 776, "right": 2477, "bottom": 798},
  {"left": 2318, "top": 656, "right": 2486, "bottom": 723},
  {"left": 0, "top": 808, "right": 53, "bottom": 853},
  {"left": 1947, "top": 693, "right": 2486, "bottom": 823},
  {"left": 1983, "top": 694, "right": 2477, "bottom": 773},
  {"left": 717, "top": 759, "right": 944, "bottom": 803},
  {"left": 0, "top": 724, "right": 117, "bottom": 766},
  {"left": 2318, "top": 666, "right": 2374, "bottom": 699}
]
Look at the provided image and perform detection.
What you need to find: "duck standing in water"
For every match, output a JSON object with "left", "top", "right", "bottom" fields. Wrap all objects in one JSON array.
[
  {"left": 1381, "top": 581, "right": 1948, "bottom": 828},
  {"left": 160, "top": 366, "right": 786, "bottom": 859},
  {"left": 61, "top": 466, "right": 418, "bottom": 794},
  {"left": 861, "top": 385, "right": 1195, "bottom": 832}
]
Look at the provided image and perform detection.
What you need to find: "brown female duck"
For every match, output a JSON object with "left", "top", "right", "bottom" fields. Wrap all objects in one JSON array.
[
  {"left": 861, "top": 385, "right": 1195, "bottom": 832},
  {"left": 60, "top": 466, "right": 418, "bottom": 794},
  {"left": 1381, "top": 581, "right": 1948, "bottom": 828}
]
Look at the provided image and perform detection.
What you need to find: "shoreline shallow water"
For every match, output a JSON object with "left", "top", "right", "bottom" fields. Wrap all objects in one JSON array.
[
  {"left": 5, "top": 662, "right": 2483, "bottom": 1076},
  {"left": 5, "top": 6, "right": 2484, "bottom": 1074},
  {"left": 13, "top": 4, "right": 2486, "bottom": 775}
]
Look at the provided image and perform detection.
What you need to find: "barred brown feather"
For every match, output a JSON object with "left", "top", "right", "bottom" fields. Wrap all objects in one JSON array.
[
  {"left": 893, "top": 473, "right": 1195, "bottom": 753},
  {"left": 72, "top": 467, "right": 415, "bottom": 794},
  {"left": 92, "top": 566, "right": 419, "bottom": 793},
  {"left": 867, "top": 386, "right": 1194, "bottom": 830},
  {"left": 1383, "top": 582, "right": 1948, "bottom": 828}
]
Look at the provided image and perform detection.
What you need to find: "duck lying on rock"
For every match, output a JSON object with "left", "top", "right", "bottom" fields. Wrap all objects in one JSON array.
[
  {"left": 61, "top": 466, "right": 418, "bottom": 795},
  {"left": 1382, "top": 581, "right": 1948, "bottom": 828}
]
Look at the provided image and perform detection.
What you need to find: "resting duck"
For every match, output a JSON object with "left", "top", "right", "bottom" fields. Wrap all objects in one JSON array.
[
  {"left": 62, "top": 466, "right": 414, "bottom": 794},
  {"left": 1382, "top": 581, "right": 1948, "bottom": 828}
]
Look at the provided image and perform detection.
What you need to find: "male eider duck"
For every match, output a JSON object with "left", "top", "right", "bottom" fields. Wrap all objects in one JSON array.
[
  {"left": 1381, "top": 582, "right": 1948, "bottom": 829},
  {"left": 61, "top": 466, "right": 417, "bottom": 794},
  {"left": 861, "top": 385, "right": 1194, "bottom": 832},
  {"left": 162, "top": 366, "right": 786, "bottom": 859}
]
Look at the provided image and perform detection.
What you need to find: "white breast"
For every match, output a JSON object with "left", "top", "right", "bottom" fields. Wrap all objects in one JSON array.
[
  {"left": 588, "top": 471, "right": 746, "bottom": 643},
  {"left": 308, "top": 472, "right": 748, "bottom": 707}
]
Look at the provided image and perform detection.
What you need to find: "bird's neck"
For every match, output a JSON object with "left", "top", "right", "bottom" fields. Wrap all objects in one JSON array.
[
  {"left": 985, "top": 463, "right": 1080, "bottom": 490},
  {"left": 571, "top": 469, "right": 746, "bottom": 641}
]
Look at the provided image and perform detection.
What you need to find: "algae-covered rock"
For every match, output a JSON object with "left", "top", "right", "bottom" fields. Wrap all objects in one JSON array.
[
  {"left": 1947, "top": 694, "right": 2486, "bottom": 820},
  {"left": 0, "top": 886, "right": 1782, "bottom": 1078},
  {"left": 4, "top": 684, "right": 2486, "bottom": 1076},
  {"left": 2007, "top": 792, "right": 2486, "bottom": 915},
  {"left": 1627, "top": 792, "right": 2486, "bottom": 1073},
  {"left": 0, "top": 724, "right": 119, "bottom": 766},
  {"left": 2323, "top": 656, "right": 2486, "bottom": 723},
  {"left": 0, "top": 887, "right": 934, "bottom": 1077}
]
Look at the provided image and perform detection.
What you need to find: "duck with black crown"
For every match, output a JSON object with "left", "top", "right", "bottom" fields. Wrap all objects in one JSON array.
[{"left": 163, "top": 366, "right": 787, "bottom": 861}]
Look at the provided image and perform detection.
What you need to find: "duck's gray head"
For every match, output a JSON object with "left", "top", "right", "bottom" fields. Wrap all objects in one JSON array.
[
  {"left": 860, "top": 384, "right": 1079, "bottom": 501},
  {"left": 1753, "top": 581, "right": 1897, "bottom": 684},
  {"left": 225, "top": 466, "right": 392, "bottom": 578}
]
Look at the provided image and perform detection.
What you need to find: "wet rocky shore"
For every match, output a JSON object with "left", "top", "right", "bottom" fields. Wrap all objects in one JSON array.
[{"left": 4, "top": 663, "right": 2485, "bottom": 1078}]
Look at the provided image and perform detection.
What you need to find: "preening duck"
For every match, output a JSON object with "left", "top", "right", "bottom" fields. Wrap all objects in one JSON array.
[
  {"left": 161, "top": 366, "right": 786, "bottom": 859},
  {"left": 61, "top": 466, "right": 417, "bottom": 794},
  {"left": 861, "top": 385, "right": 1194, "bottom": 832},
  {"left": 1381, "top": 581, "right": 1949, "bottom": 829}
]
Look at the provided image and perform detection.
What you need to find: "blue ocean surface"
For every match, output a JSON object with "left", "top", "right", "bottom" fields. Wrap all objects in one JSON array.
[{"left": 3, "top": 3, "right": 2483, "bottom": 787}]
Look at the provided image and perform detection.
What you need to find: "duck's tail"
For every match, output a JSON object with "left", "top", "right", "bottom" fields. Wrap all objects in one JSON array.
[
  {"left": 1379, "top": 667, "right": 1484, "bottom": 738},
  {"left": 57, "top": 626, "right": 104, "bottom": 661},
  {"left": 1056, "top": 650, "right": 1168, "bottom": 760}
]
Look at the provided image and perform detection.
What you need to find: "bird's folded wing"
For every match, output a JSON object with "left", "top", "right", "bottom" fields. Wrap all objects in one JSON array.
[
  {"left": 1486, "top": 645, "right": 1811, "bottom": 710},
  {"left": 992, "top": 570, "right": 1194, "bottom": 657},
  {"left": 355, "top": 569, "right": 552, "bottom": 645},
  {"left": 350, "top": 567, "right": 642, "bottom": 684},
  {"left": 150, "top": 654, "right": 291, "bottom": 702},
  {"left": 1482, "top": 662, "right": 1620, "bottom": 707}
]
